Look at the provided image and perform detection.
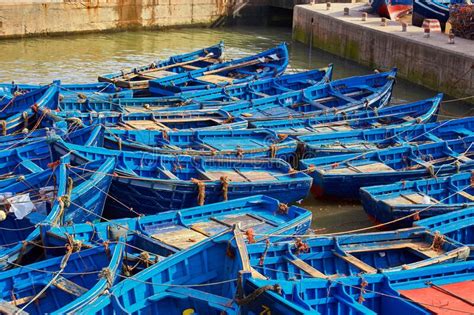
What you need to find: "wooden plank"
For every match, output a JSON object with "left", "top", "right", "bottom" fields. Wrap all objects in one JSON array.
[
  {"left": 181, "top": 65, "right": 201, "bottom": 70},
  {"left": 236, "top": 170, "right": 276, "bottom": 181},
  {"left": 191, "top": 220, "right": 228, "bottom": 236},
  {"left": 458, "top": 190, "right": 474, "bottom": 202},
  {"left": 195, "top": 75, "right": 235, "bottom": 84},
  {"left": 151, "top": 225, "right": 208, "bottom": 250},
  {"left": 233, "top": 227, "right": 252, "bottom": 272},
  {"left": 287, "top": 257, "right": 327, "bottom": 278},
  {"left": 203, "top": 58, "right": 264, "bottom": 76},
  {"left": 332, "top": 251, "right": 377, "bottom": 273},
  {"left": 52, "top": 276, "right": 88, "bottom": 297},
  {"left": 219, "top": 214, "right": 265, "bottom": 231},
  {"left": 400, "top": 193, "right": 427, "bottom": 204},
  {"left": 0, "top": 301, "right": 28, "bottom": 315}
]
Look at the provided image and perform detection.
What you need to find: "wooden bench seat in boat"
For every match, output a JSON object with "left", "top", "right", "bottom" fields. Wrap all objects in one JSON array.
[
  {"left": 0, "top": 301, "right": 28, "bottom": 315},
  {"left": 151, "top": 225, "right": 208, "bottom": 250},
  {"left": 384, "top": 193, "right": 440, "bottom": 206},
  {"left": 52, "top": 276, "right": 88, "bottom": 297},
  {"left": 324, "top": 162, "right": 394, "bottom": 175},
  {"left": 286, "top": 257, "right": 328, "bottom": 279},
  {"left": 325, "top": 143, "right": 378, "bottom": 151},
  {"left": 311, "top": 124, "right": 353, "bottom": 133},
  {"left": 202, "top": 169, "right": 277, "bottom": 182},
  {"left": 457, "top": 190, "right": 474, "bottom": 202},
  {"left": 119, "top": 120, "right": 170, "bottom": 131},
  {"left": 135, "top": 70, "right": 177, "bottom": 80},
  {"left": 195, "top": 75, "right": 235, "bottom": 85}
]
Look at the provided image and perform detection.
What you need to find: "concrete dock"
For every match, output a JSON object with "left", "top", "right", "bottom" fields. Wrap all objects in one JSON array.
[
  {"left": 0, "top": 0, "right": 231, "bottom": 38},
  {"left": 293, "top": 3, "right": 474, "bottom": 102}
]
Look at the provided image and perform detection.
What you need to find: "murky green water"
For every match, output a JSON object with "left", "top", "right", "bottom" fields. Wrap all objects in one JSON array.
[{"left": 0, "top": 26, "right": 469, "bottom": 233}]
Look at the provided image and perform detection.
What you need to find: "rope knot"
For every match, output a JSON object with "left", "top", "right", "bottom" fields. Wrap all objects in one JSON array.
[
  {"left": 47, "top": 160, "right": 61, "bottom": 169},
  {"left": 191, "top": 178, "right": 206, "bottom": 206},
  {"left": 99, "top": 268, "right": 114, "bottom": 288},
  {"left": 277, "top": 134, "right": 288, "bottom": 141},
  {"left": 358, "top": 279, "right": 368, "bottom": 303},
  {"left": 245, "top": 228, "right": 256, "bottom": 244},
  {"left": 278, "top": 203, "right": 289, "bottom": 215},
  {"left": 294, "top": 238, "right": 309, "bottom": 255},
  {"left": 220, "top": 176, "right": 229, "bottom": 201}
]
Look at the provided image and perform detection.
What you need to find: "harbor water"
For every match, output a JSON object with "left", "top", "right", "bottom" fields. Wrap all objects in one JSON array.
[{"left": 0, "top": 26, "right": 469, "bottom": 233}]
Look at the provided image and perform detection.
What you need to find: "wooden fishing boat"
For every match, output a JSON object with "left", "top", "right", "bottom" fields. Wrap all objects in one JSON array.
[
  {"left": 148, "top": 43, "right": 289, "bottom": 96},
  {"left": 370, "top": 0, "right": 413, "bottom": 20},
  {"left": 0, "top": 155, "right": 116, "bottom": 271},
  {"left": 246, "top": 227, "right": 469, "bottom": 280},
  {"left": 416, "top": 207, "right": 474, "bottom": 257},
  {"left": 0, "top": 81, "right": 132, "bottom": 105},
  {"left": 44, "top": 195, "right": 311, "bottom": 262},
  {"left": 220, "top": 69, "right": 397, "bottom": 119},
  {"left": 53, "top": 109, "right": 248, "bottom": 131},
  {"left": 300, "top": 136, "right": 474, "bottom": 199},
  {"left": 250, "top": 93, "right": 440, "bottom": 135},
  {"left": 300, "top": 102, "right": 474, "bottom": 158},
  {"left": 52, "top": 140, "right": 313, "bottom": 215},
  {"left": 102, "top": 128, "right": 299, "bottom": 161},
  {"left": 243, "top": 260, "right": 474, "bottom": 314},
  {"left": 0, "top": 125, "right": 106, "bottom": 186},
  {"left": 0, "top": 124, "right": 104, "bottom": 151},
  {"left": 98, "top": 42, "right": 225, "bottom": 90},
  {"left": 361, "top": 172, "right": 474, "bottom": 227},
  {"left": 77, "top": 229, "right": 248, "bottom": 314},
  {"left": 0, "top": 244, "right": 124, "bottom": 315},
  {"left": 0, "top": 83, "right": 59, "bottom": 135},
  {"left": 412, "top": 0, "right": 465, "bottom": 28},
  {"left": 58, "top": 66, "right": 333, "bottom": 114}
]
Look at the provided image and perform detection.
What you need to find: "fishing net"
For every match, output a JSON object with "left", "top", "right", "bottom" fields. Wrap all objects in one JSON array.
[{"left": 449, "top": 4, "right": 474, "bottom": 39}]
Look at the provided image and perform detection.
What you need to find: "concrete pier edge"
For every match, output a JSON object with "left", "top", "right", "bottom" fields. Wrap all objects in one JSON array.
[{"left": 293, "top": 3, "right": 474, "bottom": 104}]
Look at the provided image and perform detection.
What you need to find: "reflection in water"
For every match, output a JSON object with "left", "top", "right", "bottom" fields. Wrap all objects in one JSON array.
[{"left": 0, "top": 26, "right": 468, "bottom": 232}]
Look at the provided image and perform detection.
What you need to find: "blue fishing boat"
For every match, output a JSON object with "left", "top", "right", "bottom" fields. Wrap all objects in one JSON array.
[
  {"left": 416, "top": 207, "right": 473, "bottom": 257},
  {"left": 243, "top": 260, "right": 474, "bottom": 314},
  {"left": 0, "top": 124, "right": 104, "bottom": 151},
  {"left": 0, "top": 83, "right": 59, "bottom": 135},
  {"left": 0, "top": 125, "right": 106, "bottom": 186},
  {"left": 58, "top": 66, "right": 333, "bottom": 114},
  {"left": 0, "top": 155, "right": 115, "bottom": 271},
  {"left": 246, "top": 226, "right": 468, "bottom": 280},
  {"left": 300, "top": 136, "right": 474, "bottom": 199},
  {"left": 102, "top": 128, "right": 299, "bottom": 161},
  {"left": 98, "top": 42, "right": 225, "bottom": 90},
  {"left": 0, "top": 244, "right": 124, "bottom": 315},
  {"left": 371, "top": 0, "right": 413, "bottom": 20},
  {"left": 52, "top": 140, "right": 313, "bottom": 215},
  {"left": 44, "top": 195, "right": 311, "bottom": 261},
  {"left": 52, "top": 109, "right": 248, "bottom": 131},
  {"left": 220, "top": 69, "right": 397, "bottom": 119},
  {"left": 148, "top": 43, "right": 289, "bottom": 96},
  {"left": 77, "top": 229, "right": 248, "bottom": 314},
  {"left": 360, "top": 172, "right": 474, "bottom": 227},
  {"left": 0, "top": 81, "right": 132, "bottom": 105},
  {"left": 250, "top": 93, "right": 440, "bottom": 135},
  {"left": 299, "top": 103, "right": 474, "bottom": 158},
  {"left": 412, "top": 0, "right": 465, "bottom": 28}
]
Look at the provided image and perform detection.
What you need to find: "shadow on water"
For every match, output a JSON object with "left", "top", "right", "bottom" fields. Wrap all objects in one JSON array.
[{"left": 0, "top": 25, "right": 469, "bottom": 232}]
